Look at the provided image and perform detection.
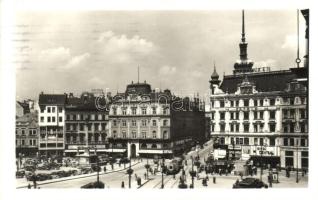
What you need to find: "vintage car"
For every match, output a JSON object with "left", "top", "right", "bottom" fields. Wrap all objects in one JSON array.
[
  {"left": 81, "top": 181, "right": 105, "bottom": 189},
  {"left": 233, "top": 178, "right": 268, "bottom": 189}
]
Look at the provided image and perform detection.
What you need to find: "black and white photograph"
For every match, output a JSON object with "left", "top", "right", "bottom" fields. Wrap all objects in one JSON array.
[{"left": 0, "top": 0, "right": 317, "bottom": 200}]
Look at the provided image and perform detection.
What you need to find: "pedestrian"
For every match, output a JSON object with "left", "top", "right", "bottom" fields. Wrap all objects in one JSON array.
[
  {"left": 111, "top": 163, "right": 114, "bottom": 170},
  {"left": 27, "top": 183, "right": 31, "bottom": 189},
  {"left": 268, "top": 174, "right": 273, "bottom": 187},
  {"left": 239, "top": 172, "right": 243, "bottom": 180},
  {"left": 144, "top": 173, "right": 147, "bottom": 180},
  {"left": 121, "top": 181, "right": 125, "bottom": 188},
  {"left": 103, "top": 166, "right": 106, "bottom": 173},
  {"left": 206, "top": 175, "right": 209, "bottom": 181},
  {"left": 173, "top": 174, "right": 176, "bottom": 179},
  {"left": 135, "top": 173, "right": 138, "bottom": 181}
]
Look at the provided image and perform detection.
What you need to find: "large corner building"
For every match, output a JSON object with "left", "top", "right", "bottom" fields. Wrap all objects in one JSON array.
[{"left": 206, "top": 10, "right": 309, "bottom": 169}]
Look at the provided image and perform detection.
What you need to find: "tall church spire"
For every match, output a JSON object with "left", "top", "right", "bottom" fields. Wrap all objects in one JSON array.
[
  {"left": 242, "top": 10, "right": 246, "bottom": 43},
  {"left": 233, "top": 10, "right": 254, "bottom": 75}
]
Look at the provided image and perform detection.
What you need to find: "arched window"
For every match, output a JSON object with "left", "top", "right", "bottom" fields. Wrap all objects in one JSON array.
[
  {"left": 163, "top": 131, "right": 168, "bottom": 139},
  {"left": 152, "top": 130, "right": 157, "bottom": 138},
  {"left": 151, "top": 144, "right": 157, "bottom": 149},
  {"left": 141, "top": 143, "right": 147, "bottom": 149}
]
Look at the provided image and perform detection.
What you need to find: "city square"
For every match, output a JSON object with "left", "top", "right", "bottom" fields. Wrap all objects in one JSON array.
[{"left": 10, "top": 8, "right": 309, "bottom": 190}]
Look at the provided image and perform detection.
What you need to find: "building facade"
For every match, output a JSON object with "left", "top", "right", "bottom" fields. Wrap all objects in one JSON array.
[
  {"left": 38, "top": 93, "right": 67, "bottom": 156},
  {"left": 206, "top": 10, "right": 308, "bottom": 169},
  {"left": 16, "top": 113, "right": 39, "bottom": 157},
  {"left": 64, "top": 92, "right": 109, "bottom": 156},
  {"left": 108, "top": 81, "right": 206, "bottom": 158}
]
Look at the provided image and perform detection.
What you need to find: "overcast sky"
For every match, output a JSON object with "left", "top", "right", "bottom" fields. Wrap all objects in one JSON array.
[{"left": 14, "top": 10, "right": 306, "bottom": 100}]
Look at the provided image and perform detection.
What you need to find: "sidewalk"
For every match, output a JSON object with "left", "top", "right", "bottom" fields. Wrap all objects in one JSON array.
[{"left": 16, "top": 161, "right": 141, "bottom": 188}]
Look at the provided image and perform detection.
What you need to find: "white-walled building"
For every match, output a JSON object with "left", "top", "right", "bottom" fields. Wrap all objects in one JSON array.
[{"left": 206, "top": 10, "right": 308, "bottom": 169}]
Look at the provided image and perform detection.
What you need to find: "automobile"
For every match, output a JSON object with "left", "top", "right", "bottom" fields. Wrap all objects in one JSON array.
[
  {"left": 91, "top": 165, "right": 102, "bottom": 172},
  {"left": 16, "top": 170, "right": 25, "bottom": 178},
  {"left": 233, "top": 178, "right": 268, "bottom": 189},
  {"left": 81, "top": 181, "right": 105, "bottom": 189},
  {"left": 120, "top": 157, "right": 130, "bottom": 164}
]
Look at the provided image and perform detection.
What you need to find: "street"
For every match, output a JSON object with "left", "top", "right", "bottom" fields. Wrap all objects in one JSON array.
[{"left": 17, "top": 140, "right": 308, "bottom": 189}]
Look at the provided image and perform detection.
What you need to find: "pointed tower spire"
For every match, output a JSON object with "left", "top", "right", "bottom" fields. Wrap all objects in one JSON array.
[
  {"left": 242, "top": 10, "right": 246, "bottom": 43},
  {"left": 211, "top": 60, "right": 219, "bottom": 79},
  {"left": 138, "top": 66, "right": 140, "bottom": 83},
  {"left": 233, "top": 9, "right": 254, "bottom": 75},
  {"left": 209, "top": 60, "right": 221, "bottom": 94}
]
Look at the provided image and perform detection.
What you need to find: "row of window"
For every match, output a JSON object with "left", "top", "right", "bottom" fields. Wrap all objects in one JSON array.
[
  {"left": 41, "top": 106, "right": 63, "bottom": 113},
  {"left": 228, "top": 137, "right": 276, "bottom": 146},
  {"left": 282, "top": 109, "right": 307, "bottom": 119},
  {"left": 112, "top": 130, "right": 168, "bottom": 139},
  {"left": 16, "top": 139, "right": 37, "bottom": 146},
  {"left": 214, "top": 97, "right": 306, "bottom": 108},
  {"left": 218, "top": 137, "right": 273, "bottom": 146},
  {"left": 213, "top": 123, "right": 276, "bottom": 133},
  {"left": 283, "top": 123, "right": 307, "bottom": 133},
  {"left": 213, "top": 111, "right": 276, "bottom": 120},
  {"left": 39, "top": 143, "right": 63, "bottom": 148},
  {"left": 283, "top": 138, "right": 308, "bottom": 147},
  {"left": 66, "top": 135, "right": 107, "bottom": 143},
  {"left": 112, "top": 119, "right": 169, "bottom": 127},
  {"left": 16, "top": 129, "right": 37, "bottom": 135},
  {"left": 65, "top": 123, "right": 107, "bottom": 131},
  {"left": 112, "top": 107, "right": 169, "bottom": 115},
  {"left": 40, "top": 116, "right": 63, "bottom": 123},
  {"left": 66, "top": 114, "right": 107, "bottom": 121}
]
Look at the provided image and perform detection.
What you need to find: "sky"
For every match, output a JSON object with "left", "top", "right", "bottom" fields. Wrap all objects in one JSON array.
[{"left": 14, "top": 10, "right": 307, "bottom": 100}]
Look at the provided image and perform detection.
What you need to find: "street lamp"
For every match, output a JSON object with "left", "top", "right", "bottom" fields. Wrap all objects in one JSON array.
[
  {"left": 161, "top": 158, "right": 165, "bottom": 189},
  {"left": 145, "top": 157, "right": 150, "bottom": 180},
  {"left": 126, "top": 156, "right": 134, "bottom": 188},
  {"left": 296, "top": 135, "right": 300, "bottom": 183},
  {"left": 189, "top": 156, "right": 197, "bottom": 189},
  {"left": 161, "top": 133, "right": 165, "bottom": 189},
  {"left": 96, "top": 148, "right": 100, "bottom": 184},
  {"left": 260, "top": 142, "right": 268, "bottom": 181}
]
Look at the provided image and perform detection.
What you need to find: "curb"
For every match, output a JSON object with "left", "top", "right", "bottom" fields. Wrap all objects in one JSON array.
[
  {"left": 137, "top": 178, "right": 153, "bottom": 189},
  {"left": 17, "top": 162, "right": 141, "bottom": 189}
]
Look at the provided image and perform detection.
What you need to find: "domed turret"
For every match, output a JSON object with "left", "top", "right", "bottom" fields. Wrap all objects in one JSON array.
[{"left": 209, "top": 62, "right": 221, "bottom": 94}]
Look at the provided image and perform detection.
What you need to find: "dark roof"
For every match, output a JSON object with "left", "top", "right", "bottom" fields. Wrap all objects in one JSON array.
[
  {"left": 220, "top": 70, "right": 297, "bottom": 93},
  {"left": 125, "top": 82, "right": 151, "bottom": 95},
  {"left": 17, "top": 101, "right": 30, "bottom": 113},
  {"left": 38, "top": 94, "right": 67, "bottom": 105},
  {"left": 66, "top": 96, "right": 107, "bottom": 112},
  {"left": 16, "top": 113, "right": 38, "bottom": 127}
]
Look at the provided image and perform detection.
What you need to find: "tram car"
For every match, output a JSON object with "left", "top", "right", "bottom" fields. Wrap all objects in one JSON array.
[{"left": 165, "top": 157, "right": 184, "bottom": 175}]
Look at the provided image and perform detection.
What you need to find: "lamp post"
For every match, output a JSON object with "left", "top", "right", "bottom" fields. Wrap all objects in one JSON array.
[
  {"left": 96, "top": 148, "right": 100, "bottom": 184},
  {"left": 161, "top": 158, "right": 165, "bottom": 189},
  {"left": 145, "top": 157, "right": 150, "bottom": 180},
  {"left": 189, "top": 156, "right": 196, "bottom": 189},
  {"left": 161, "top": 133, "right": 165, "bottom": 189},
  {"left": 85, "top": 117, "right": 89, "bottom": 148},
  {"left": 296, "top": 136, "right": 300, "bottom": 183},
  {"left": 126, "top": 156, "right": 133, "bottom": 188},
  {"left": 260, "top": 142, "right": 268, "bottom": 181}
]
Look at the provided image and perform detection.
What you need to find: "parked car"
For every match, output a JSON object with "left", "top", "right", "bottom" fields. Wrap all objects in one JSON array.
[
  {"left": 81, "top": 181, "right": 105, "bottom": 189},
  {"left": 120, "top": 157, "right": 130, "bottom": 164},
  {"left": 233, "top": 178, "right": 268, "bottom": 189},
  {"left": 16, "top": 170, "right": 25, "bottom": 178}
]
